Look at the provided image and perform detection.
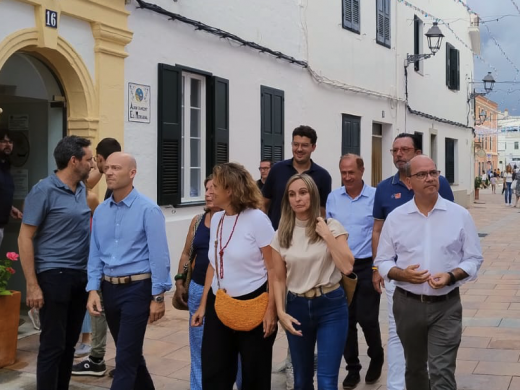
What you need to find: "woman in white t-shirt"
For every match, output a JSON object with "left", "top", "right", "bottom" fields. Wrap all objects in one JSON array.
[
  {"left": 505, "top": 164, "right": 514, "bottom": 206},
  {"left": 192, "top": 162, "right": 277, "bottom": 390},
  {"left": 271, "top": 174, "right": 355, "bottom": 389}
]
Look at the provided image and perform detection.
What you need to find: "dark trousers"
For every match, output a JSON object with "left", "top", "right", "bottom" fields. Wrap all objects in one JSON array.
[
  {"left": 102, "top": 279, "right": 155, "bottom": 390},
  {"left": 202, "top": 286, "right": 277, "bottom": 390},
  {"left": 37, "top": 269, "right": 88, "bottom": 390},
  {"left": 344, "top": 258, "right": 384, "bottom": 372},
  {"left": 394, "top": 287, "right": 462, "bottom": 390}
]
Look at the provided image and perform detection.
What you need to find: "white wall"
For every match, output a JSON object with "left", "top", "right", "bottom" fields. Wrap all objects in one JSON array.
[{"left": 124, "top": 0, "right": 476, "bottom": 265}]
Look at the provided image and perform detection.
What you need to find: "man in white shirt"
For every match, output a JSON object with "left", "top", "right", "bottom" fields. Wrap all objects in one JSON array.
[{"left": 375, "top": 155, "right": 483, "bottom": 390}]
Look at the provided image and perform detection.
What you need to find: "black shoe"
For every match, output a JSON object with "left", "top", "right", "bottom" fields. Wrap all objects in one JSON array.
[
  {"left": 343, "top": 371, "right": 361, "bottom": 389},
  {"left": 108, "top": 368, "right": 115, "bottom": 378},
  {"left": 71, "top": 358, "right": 107, "bottom": 377},
  {"left": 365, "top": 357, "right": 384, "bottom": 384}
]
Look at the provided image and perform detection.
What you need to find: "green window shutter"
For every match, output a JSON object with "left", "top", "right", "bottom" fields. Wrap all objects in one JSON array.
[
  {"left": 157, "top": 63, "right": 182, "bottom": 206},
  {"left": 208, "top": 76, "right": 229, "bottom": 172},
  {"left": 261, "top": 86, "right": 285, "bottom": 163},
  {"left": 446, "top": 43, "right": 452, "bottom": 89},
  {"left": 445, "top": 138, "right": 455, "bottom": 184},
  {"left": 342, "top": 114, "right": 361, "bottom": 155},
  {"left": 455, "top": 48, "right": 460, "bottom": 90}
]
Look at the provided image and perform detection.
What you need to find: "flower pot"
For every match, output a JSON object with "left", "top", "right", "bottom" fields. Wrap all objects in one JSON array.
[{"left": 0, "top": 291, "right": 21, "bottom": 368}]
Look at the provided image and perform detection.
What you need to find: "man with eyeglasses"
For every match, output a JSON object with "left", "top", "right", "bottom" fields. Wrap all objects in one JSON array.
[
  {"left": 262, "top": 125, "right": 331, "bottom": 389},
  {"left": 0, "top": 129, "right": 23, "bottom": 246},
  {"left": 262, "top": 125, "right": 331, "bottom": 230},
  {"left": 375, "top": 155, "right": 482, "bottom": 390},
  {"left": 257, "top": 160, "right": 272, "bottom": 190},
  {"left": 371, "top": 133, "right": 453, "bottom": 390}
]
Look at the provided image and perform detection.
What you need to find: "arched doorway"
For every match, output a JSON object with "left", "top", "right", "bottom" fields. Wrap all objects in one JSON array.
[{"left": 0, "top": 52, "right": 67, "bottom": 297}]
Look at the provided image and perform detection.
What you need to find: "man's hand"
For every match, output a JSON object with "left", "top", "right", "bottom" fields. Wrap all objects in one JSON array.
[
  {"left": 172, "top": 282, "right": 188, "bottom": 310},
  {"left": 428, "top": 273, "right": 451, "bottom": 289},
  {"left": 87, "top": 290, "right": 103, "bottom": 316},
  {"left": 26, "top": 283, "right": 44, "bottom": 309},
  {"left": 10, "top": 206, "right": 22, "bottom": 219},
  {"left": 372, "top": 270, "right": 385, "bottom": 294},
  {"left": 403, "top": 264, "right": 430, "bottom": 284},
  {"left": 149, "top": 300, "right": 166, "bottom": 324}
]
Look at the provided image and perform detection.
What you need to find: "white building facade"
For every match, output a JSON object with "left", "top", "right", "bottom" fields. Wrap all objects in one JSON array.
[
  {"left": 122, "top": 0, "right": 479, "bottom": 263},
  {"left": 498, "top": 112, "right": 520, "bottom": 169}
]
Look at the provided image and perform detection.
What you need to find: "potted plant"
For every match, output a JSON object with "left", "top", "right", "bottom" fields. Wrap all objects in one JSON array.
[
  {"left": 474, "top": 176, "right": 482, "bottom": 201},
  {"left": 0, "top": 252, "right": 21, "bottom": 368}
]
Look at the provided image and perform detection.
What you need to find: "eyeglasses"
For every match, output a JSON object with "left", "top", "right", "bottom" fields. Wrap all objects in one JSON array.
[
  {"left": 292, "top": 142, "right": 312, "bottom": 149},
  {"left": 258, "top": 167, "right": 270, "bottom": 171},
  {"left": 390, "top": 147, "right": 415, "bottom": 155},
  {"left": 0, "top": 139, "right": 13, "bottom": 145},
  {"left": 409, "top": 170, "right": 441, "bottom": 180}
]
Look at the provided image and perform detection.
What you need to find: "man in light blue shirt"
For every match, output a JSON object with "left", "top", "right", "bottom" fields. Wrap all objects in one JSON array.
[
  {"left": 86, "top": 152, "right": 172, "bottom": 390},
  {"left": 326, "top": 154, "right": 384, "bottom": 389}
]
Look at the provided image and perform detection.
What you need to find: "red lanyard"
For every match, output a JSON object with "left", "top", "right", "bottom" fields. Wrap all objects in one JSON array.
[{"left": 216, "top": 212, "right": 240, "bottom": 279}]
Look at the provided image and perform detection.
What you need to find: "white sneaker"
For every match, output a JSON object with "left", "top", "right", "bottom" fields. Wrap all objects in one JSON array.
[{"left": 74, "top": 343, "right": 92, "bottom": 358}]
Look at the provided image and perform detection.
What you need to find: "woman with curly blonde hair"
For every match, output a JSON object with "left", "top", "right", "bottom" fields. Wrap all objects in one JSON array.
[
  {"left": 192, "top": 162, "right": 277, "bottom": 390},
  {"left": 271, "top": 173, "right": 354, "bottom": 389}
]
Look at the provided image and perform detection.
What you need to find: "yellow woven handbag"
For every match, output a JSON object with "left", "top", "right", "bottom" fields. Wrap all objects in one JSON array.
[{"left": 213, "top": 214, "right": 268, "bottom": 331}]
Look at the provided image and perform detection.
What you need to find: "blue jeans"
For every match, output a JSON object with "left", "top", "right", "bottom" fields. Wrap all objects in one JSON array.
[
  {"left": 286, "top": 286, "right": 348, "bottom": 390},
  {"left": 505, "top": 182, "right": 512, "bottom": 204}
]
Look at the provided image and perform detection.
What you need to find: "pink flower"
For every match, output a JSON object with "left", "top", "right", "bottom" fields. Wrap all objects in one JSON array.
[
  {"left": 6, "top": 267, "right": 15, "bottom": 275},
  {"left": 6, "top": 252, "right": 19, "bottom": 261}
]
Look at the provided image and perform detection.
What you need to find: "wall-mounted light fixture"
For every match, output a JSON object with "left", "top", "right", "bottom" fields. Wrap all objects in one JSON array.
[{"left": 405, "top": 22, "right": 445, "bottom": 67}]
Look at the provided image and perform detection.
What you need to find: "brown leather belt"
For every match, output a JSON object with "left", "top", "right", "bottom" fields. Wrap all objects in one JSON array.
[
  {"left": 103, "top": 273, "right": 151, "bottom": 285},
  {"left": 396, "top": 286, "right": 459, "bottom": 303},
  {"left": 295, "top": 283, "right": 340, "bottom": 299}
]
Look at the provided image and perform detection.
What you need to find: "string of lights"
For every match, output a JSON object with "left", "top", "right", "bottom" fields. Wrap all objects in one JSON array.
[{"left": 510, "top": 0, "right": 520, "bottom": 15}]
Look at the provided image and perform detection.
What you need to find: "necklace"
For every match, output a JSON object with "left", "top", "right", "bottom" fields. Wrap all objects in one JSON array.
[{"left": 216, "top": 212, "right": 240, "bottom": 279}]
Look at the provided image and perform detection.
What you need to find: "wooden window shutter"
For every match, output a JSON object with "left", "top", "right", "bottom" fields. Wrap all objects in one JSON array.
[
  {"left": 383, "top": 0, "right": 391, "bottom": 47},
  {"left": 343, "top": 0, "right": 360, "bottom": 33},
  {"left": 445, "top": 138, "right": 455, "bottom": 184},
  {"left": 455, "top": 48, "right": 460, "bottom": 90},
  {"left": 342, "top": 114, "right": 361, "bottom": 155},
  {"left": 157, "top": 63, "right": 182, "bottom": 206},
  {"left": 209, "top": 76, "right": 230, "bottom": 172},
  {"left": 413, "top": 16, "right": 420, "bottom": 71},
  {"left": 261, "top": 86, "right": 285, "bottom": 163},
  {"left": 376, "top": 0, "right": 385, "bottom": 44}
]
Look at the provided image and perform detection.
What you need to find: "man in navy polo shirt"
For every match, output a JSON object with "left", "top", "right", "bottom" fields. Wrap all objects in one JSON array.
[
  {"left": 371, "top": 133, "right": 454, "bottom": 390},
  {"left": 19, "top": 136, "right": 94, "bottom": 390},
  {"left": 262, "top": 125, "right": 332, "bottom": 230}
]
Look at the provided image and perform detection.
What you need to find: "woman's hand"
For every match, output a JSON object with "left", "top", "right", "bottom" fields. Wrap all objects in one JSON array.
[
  {"left": 278, "top": 312, "right": 302, "bottom": 337},
  {"left": 172, "top": 283, "right": 188, "bottom": 310},
  {"left": 315, "top": 217, "right": 333, "bottom": 241},
  {"left": 191, "top": 307, "right": 205, "bottom": 327},
  {"left": 263, "top": 304, "right": 278, "bottom": 338}
]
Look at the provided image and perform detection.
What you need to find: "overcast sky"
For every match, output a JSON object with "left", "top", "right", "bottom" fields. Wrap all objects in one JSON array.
[{"left": 469, "top": 0, "right": 520, "bottom": 113}]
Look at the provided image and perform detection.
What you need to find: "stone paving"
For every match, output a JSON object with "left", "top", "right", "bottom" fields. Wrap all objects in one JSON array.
[{"left": 3, "top": 188, "right": 520, "bottom": 389}]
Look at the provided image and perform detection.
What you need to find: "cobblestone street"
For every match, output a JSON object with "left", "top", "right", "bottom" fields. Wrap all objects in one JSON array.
[{"left": 3, "top": 188, "right": 520, "bottom": 389}]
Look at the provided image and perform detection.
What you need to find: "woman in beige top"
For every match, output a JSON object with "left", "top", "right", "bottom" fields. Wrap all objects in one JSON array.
[{"left": 271, "top": 173, "right": 354, "bottom": 390}]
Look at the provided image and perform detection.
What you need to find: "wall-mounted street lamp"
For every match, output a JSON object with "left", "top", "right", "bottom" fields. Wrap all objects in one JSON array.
[
  {"left": 405, "top": 22, "right": 445, "bottom": 67},
  {"left": 469, "top": 72, "right": 496, "bottom": 100}
]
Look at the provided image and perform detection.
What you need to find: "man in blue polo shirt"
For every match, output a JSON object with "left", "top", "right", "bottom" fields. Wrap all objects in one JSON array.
[
  {"left": 18, "top": 135, "right": 94, "bottom": 390},
  {"left": 372, "top": 133, "right": 454, "bottom": 390},
  {"left": 263, "top": 125, "right": 331, "bottom": 230},
  {"left": 327, "top": 154, "right": 384, "bottom": 389}
]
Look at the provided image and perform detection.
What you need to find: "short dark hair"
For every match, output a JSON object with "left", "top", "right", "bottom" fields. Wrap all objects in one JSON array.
[
  {"left": 394, "top": 133, "right": 422, "bottom": 151},
  {"left": 0, "top": 128, "right": 11, "bottom": 141},
  {"left": 96, "top": 138, "right": 121, "bottom": 159},
  {"left": 292, "top": 125, "right": 317, "bottom": 145},
  {"left": 260, "top": 159, "right": 273, "bottom": 166},
  {"left": 54, "top": 136, "right": 91, "bottom": 170}
]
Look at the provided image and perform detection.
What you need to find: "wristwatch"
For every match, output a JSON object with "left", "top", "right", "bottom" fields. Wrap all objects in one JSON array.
[{"left": 152, "top": 295, "right": 164, "bottom": 303}]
